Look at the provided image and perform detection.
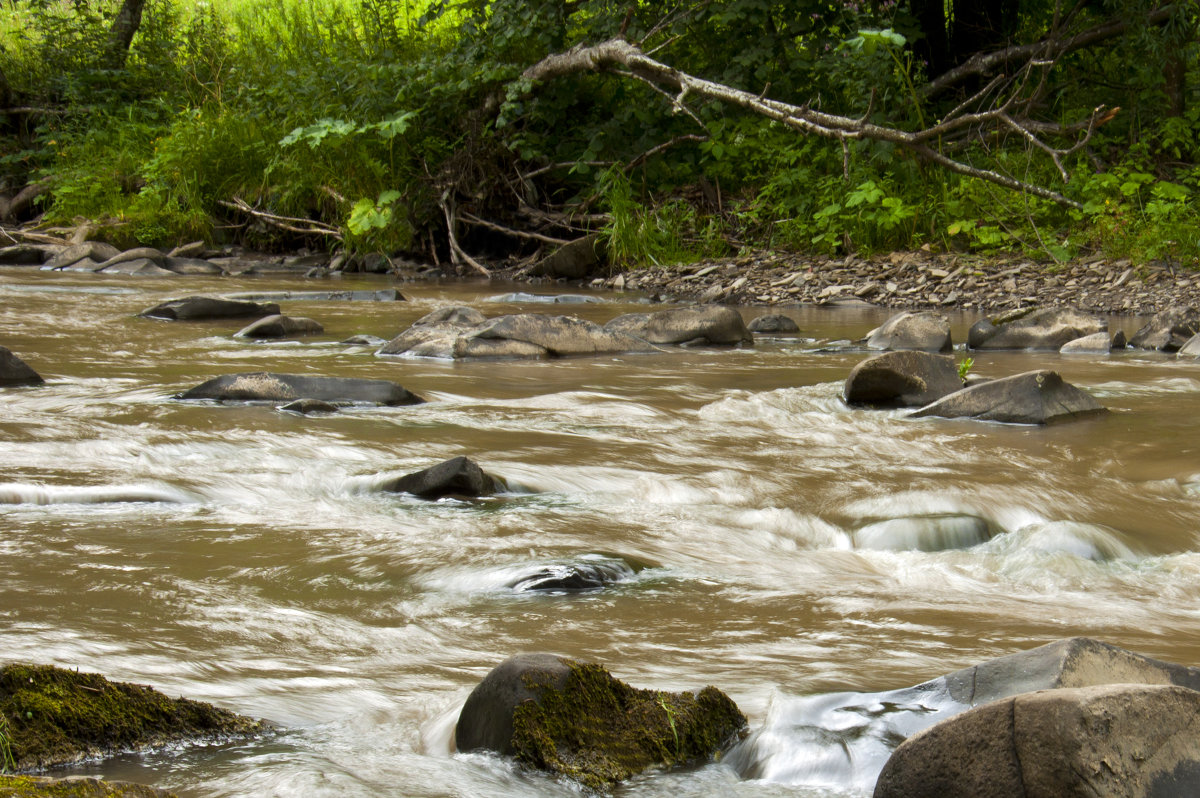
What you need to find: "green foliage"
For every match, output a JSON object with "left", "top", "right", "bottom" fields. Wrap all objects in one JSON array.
[
  {"left": 957, "top": 357, "right": 974, "bottom": 383},
  {"left": 0, "top": 714, "right": 15, "bottom": 774}
]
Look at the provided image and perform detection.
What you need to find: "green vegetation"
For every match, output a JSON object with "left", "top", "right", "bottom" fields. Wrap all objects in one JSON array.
[
  {"left": 1, "top": 0, "right": 1197, "bottom": 270},
  {"left": 0, "top": 663, "right": 267, "bottom": 772},
  {"left": 0, "top": 775, "right": 177, "bottom": 797}
]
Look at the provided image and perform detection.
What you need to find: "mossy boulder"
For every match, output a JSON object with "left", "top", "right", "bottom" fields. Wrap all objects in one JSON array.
[
  {"left": 455, "top": 653, "right": 747, "bottom": 789},
  {"left": 0, "top": 663, "right": 268, "bottom": 772},
  {"left": 0, "top": 776, "right": 177, "bottom": 798}
]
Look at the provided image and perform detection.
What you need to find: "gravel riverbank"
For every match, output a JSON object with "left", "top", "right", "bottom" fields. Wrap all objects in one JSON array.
[{"left": 580, "top": 250, "right": 1200, "bottom": 316}]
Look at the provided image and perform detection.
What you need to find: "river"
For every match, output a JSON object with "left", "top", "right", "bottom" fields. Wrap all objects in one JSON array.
[{"left": 2, "top": 269, "right": 1199, "bottom": 797}]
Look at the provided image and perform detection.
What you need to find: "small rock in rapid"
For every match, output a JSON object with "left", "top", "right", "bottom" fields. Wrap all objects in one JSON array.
[
  {"left": 0, "top": 346, "right": 44, "bottom": 387},
  {"left": 865, "top": 311, "right": 952, "bottom": 352},
  {"left": 747, "top": 314, "right": 800, "bottom": 333},
  {"left": 234, "top": 314, "right": 324, "bottom": 338},
  {"left": 378, "top": 456, "right": 500, "bottom": 499},
  {"left": 140, "top": 296, "right": 281, "bottom": 321},
  {"left": 177, "top": 372, "right": 423, "bottom": 406}
]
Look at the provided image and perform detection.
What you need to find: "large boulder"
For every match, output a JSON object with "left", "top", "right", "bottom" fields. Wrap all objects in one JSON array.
[
  {"left": 455, "top": 653, "right": 747, "bottom": 788},
  {"left": 0, "top": 663, "right": 266, "bottom": 772},
  {"left": 968, "top": 308, "right": 1106, "bottom": 350},
  {"left": 378, "top": 456, "right": 500, "bottom": 498},
  {"left": 909, "top": 370, "right": 1106, "bottom": 424},
  {"left": 873, "top": 683, "right": 1200, "bottom": 798},
  {"left": 0, "top": 244, "right": 56, "bottom": 265},
  {"left": 865, "top": 311, "right": 952, "bottom": 352},
  {"left": 95, "top": 247, "right": 166, "bottom": 272},
  {"left": 1, "top": 347, "right": 44, "bottom": 386},
  {"left": 176, "top": 373, "right": 423, "bottom": 405},
  {"left": 731, "top": 637, "right": 1200, "bottom": 792},
  {"left": 234, "top": 314, "right": 324, "bottom": 338},
  {"left": 1129, "top": 306, "right": 1200, "bottom": 352},
  {"left": 604, "top": 305, "right": 752, "bottom": 346},
  {"left": 140, "top": 296, "right": 280, "bottom": 321},
  {"left": 844, "top": 351, "right": 963, "bottom": 408},
  {"left": 380, "top": 313, "right": 655, "bottom": 359}
]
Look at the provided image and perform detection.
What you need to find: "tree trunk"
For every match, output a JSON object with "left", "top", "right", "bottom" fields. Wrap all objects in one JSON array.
[
  {"left": 0, "top": 61, "right": 11, "bottom": 110},
  {"left": 107, "top": 0, "right": 146, "bottom": 69}
]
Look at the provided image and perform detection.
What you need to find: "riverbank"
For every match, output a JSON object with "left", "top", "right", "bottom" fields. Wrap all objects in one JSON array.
[{"left": 571, "top": 250, "right": 1200, "bottom": 316}]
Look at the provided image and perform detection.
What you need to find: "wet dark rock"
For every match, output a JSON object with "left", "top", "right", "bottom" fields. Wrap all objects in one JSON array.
[
  {"left": 530, "top": 234, "right": 605, "bottom": 279},
  {"left": 873, "top": 683, "right": 1200, "bottom": 798},
  {"left": 865, "top": 311, "right": 952, "bottom": 352},
  {"left": 234, "top": 314, "right": 324, "bottom": 338},
  {"left": 747, "top": 314, "right": 800, "bottom": 333},
  {"left": 222, "top": 289, "right": 405, "bottom": 303},
  {"left": 909, "top": 370, "right": 1107, "bottom": 424},
  {"left": 140, "top": 296, "right": 281, "bottom": 321},
  {"left": 0, "top": 662, "right": 267, "bottom": 772},
  {"left": 455, "top": 653, "right": 747, "bottom": 788},
  {"left": 0, "top": 347, "right": 44, "bottom": 386},
  {"left": 967, "top": 308, "right": 1106, "bottom": 350},
  {"left": 177, "top": 372, "right": 423, "bottom": 406},
  {"left": 278, "top": 398, "right": 339, "bottom": 415},
  {"left": 844, "top": 351, "right": 962, "bottom": 408},
  {"left": 0, "top": 244, "right": 55, "bottom": 265},
  {"left": 854, "top": 514, "right": 998, "bottom": 552},
  {"left": 604, "top": 305, "right": 752, "bottom": 346},
  {"left": 1059, "top": 331, "right": 1113, "bottom": 354},
  {"left": 378, "top": 456, "right": 500, "bottom": 498},
  {"left": 0, "top": 775, "right": 178, "bottom": 797},
  {"left": 509, "top": 557, "right": 638, "bottom": 592},
  {"left": 42, "top": 242, "right": 121, "bottom": 271},
  {"left": 98, "top": 258, "right": 174, "bottom": 276},
  {"left": 380, "top": 314, "right": 655, "bottom": 359},
  {"left": 1129, "top": 305, "right": 1200, "bottom": 352}
]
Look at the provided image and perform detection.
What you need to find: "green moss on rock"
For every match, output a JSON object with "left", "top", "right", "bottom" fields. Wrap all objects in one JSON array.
[
  {"left": 509, "top": 660, "right": 747, "bottom": 789},
  {"left": 0, "top": 775, "right": 177, "bottom": 797},
  {"left": 1, "top": 663, "right": 268, "bottom": 772}
]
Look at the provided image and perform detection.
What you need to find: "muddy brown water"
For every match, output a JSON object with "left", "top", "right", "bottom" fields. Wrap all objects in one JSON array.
[{"left": 3, "top": 270, "right": 1200, "bottom": 797}]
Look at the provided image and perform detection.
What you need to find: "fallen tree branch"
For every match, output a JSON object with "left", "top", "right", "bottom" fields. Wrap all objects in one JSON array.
[
  {"left": 219, "top": 197, "right": 343, "bottom": 239},
  {"left": 0, "top": 181, "right": 50, "bottom": 222},
  {"left": 522, "top": 38, "right": 1086, "bottom": 208},
  {"left": 439, "top": 196, "right": 491, "bottom": 276},
  {"left": 459, "top": 211, "right": 571, "bottom": 245}
]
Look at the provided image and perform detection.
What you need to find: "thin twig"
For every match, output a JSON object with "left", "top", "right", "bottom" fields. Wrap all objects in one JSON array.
[
  {"left": 458, "top": 211, "right": 571, "bottom": 245},
  {"left": 219, "top": 197, "right": 342, "bottom": 239}
]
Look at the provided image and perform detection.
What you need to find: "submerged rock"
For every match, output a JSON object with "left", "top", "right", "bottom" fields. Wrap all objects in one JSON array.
[
  {"left": 0, "top": 776, "right": 178, "bottom": 797},
  {"left": 747, "top": 314, "right": 800, "bottom": 334},
  {"left": 379, "top": 313, "right": 654, "bottom": 359},
  {"left": 844, "top": 351, "right": 963, "bottom": 408},
  {"left": 874, "top": 683, "right": 1200, "bottom": 798},
  {"left": 222, "top": 289, "right": 405, "bottom": 303},
  {"left": 605, "top": 305, "right": 752, "bottom": 346},
  {"left": 378, "top": 456, "right": 500, "bottom": 499},
  {"left": 177, "top": 373, "right": 423, "bottom": 406},
  {"left": 968, "top": 307, "right": 1106, "bottom": 350},
  {"left": 1059, "top": 331, "right": 1115, "bottom": 354},
  {"left": 455, "top": 653, "right": 747, "bottom": 788},
  {"left": 854, "top": 514, "right": 998, "bottom": 552},
  {"left": 508, "top": 557, "right": 639, "bottom": 592},
  {"left": 1179, "top": 333, "right": 1200, "bottom": 357},
  {"left": 865, "top": 311, "right": 952, "bottom": 352},
  {"left": 0, "top": 663, "right": 267, "bottom": 772},
  {"left": 0, "top": 347, "right": 44, "bottom": 387},
  {"left": 909, "top": 370, "right": 1106, "bottom": 424},
  {"left": 1129, "top": 305, "right": 1200, "bottom": 352},
  {"left": 139, "top": 297, "right": 280, "bottom": 321},
  {"left": 42, "top": 242, "right": 121, "bottom": 271},
  {"left": 234, "top": 314, "right": 324, "bottom": 338}
]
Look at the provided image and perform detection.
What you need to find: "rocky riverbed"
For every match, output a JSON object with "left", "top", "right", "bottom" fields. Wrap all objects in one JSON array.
[{"left": 579, "top": 250, "right": 1200, "bottom": 315}]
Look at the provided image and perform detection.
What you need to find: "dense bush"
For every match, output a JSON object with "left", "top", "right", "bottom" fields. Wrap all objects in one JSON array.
[{"left": 0, "top": 0, "right": 1196, "bottom": 268}]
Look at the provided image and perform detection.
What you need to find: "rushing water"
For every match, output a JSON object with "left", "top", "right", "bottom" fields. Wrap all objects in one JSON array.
[{"left": 3, "top": 269, "right": 1200, "bottom": 797}]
